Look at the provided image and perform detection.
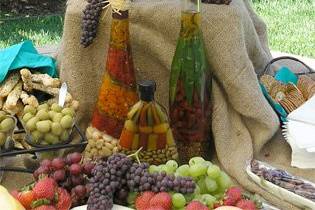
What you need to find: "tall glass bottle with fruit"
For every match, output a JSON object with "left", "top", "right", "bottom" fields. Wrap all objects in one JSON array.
[
  {"left": 86, "top": 6, "right": 138, "bottom": 160},
  {"left": 169, "top": 0, "right": 213, "bottom": 163}
]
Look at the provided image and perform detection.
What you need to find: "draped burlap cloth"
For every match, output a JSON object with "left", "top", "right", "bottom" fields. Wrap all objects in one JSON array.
[
  {"left": 57, "top": 0, "right": 315, "bottom": 209},
  {"left": 3, "top": 0, "right": 315, "bottom": 209}
]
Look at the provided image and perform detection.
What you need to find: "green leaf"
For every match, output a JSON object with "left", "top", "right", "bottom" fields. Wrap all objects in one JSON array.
[
  {"left": 182, "top": 38, "right": 195, "bottom": 104},
  {"left": 170, "top": 38, "right": 185, "bottom": 104},
  {"left": 31, "top": 198, "right": 51, "bottom": 208}
]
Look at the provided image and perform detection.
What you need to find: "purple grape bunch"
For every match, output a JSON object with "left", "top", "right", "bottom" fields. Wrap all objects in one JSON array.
[{"left": 80, "top": 0, "right": 109, "bottom": 47}]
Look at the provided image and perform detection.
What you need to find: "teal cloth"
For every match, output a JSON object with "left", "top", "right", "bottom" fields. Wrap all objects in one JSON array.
[
  {"left": 260, "top": 83, "right": 288, "bottom": 122},
  {"left": 0, "top": 41, "right": 57, "bottom": 83},
  {"left": 274, "top": 66, "right": 298, "bottom": 85}
]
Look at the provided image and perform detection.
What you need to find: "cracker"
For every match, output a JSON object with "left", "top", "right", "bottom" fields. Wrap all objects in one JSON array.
[
  {"left": 260, "top": 75, "right": 277, "bottom": 92},
  {"left": 270, "top": 83, "right": 287, "bottom": 102}
]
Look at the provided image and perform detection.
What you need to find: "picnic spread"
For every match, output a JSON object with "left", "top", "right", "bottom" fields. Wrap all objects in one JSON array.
[{"left": 1, "top": 0, "right": 315, "bottom": 210}]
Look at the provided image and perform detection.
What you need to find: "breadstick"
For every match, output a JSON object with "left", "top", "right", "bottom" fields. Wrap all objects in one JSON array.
[
  {"left": 20, "top": 68, "right": 33, "bottom": 92},
  {"left": 3, "top": 82, "right": 23, "bottom": 113},
  {"left": 20, "top": 91, "right": 39, "bottom": 107},
  {"left": 21, "top": 68, "right": 60, "bottom": 88},
  {"left": 0, "top": 97, "right": 3, "bottom": 109},
  {"left": 0, "top": 73, "right": 21, "bottom": 97}
]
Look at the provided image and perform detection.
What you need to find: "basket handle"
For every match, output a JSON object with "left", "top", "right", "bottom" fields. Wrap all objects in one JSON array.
[{"left": 263, "top": 56, "right": 315, "bottom": 76}]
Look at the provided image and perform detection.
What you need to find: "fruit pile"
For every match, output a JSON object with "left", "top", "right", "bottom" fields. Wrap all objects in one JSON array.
[
  {"left": 0, "top": 111, "right": 16, "bottom": 147},
  {"left": 32, "top": 152, "right": 94, "bottom": 207},
  {"left": 21, "top": 103, "right": 75, "bottom": 145},
  {"left": 147, "top": 157, "right": 233, "bottom": 207},
  {"left": 11, "top": 177, "right": 71, "bottom": 210},
  {"left": 87, "top": 153, "right": 195, "bottom": 210},
  {"left": 84, "top": 126, "right": 120, "bottom": 160},
  {"left": 134, "top": 186, "right": 259, "bottom": 210}
]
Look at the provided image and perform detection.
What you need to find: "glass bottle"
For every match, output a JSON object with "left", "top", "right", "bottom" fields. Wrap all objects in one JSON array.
[
  {"left": 169, "top": 0, "right": 213, "bottom": 163},
  {"left": 119, "top": 80, "right": 178, "bottom": 165},
  {"left": 90, "top": 10, "right": 138, "bottom": 139}
]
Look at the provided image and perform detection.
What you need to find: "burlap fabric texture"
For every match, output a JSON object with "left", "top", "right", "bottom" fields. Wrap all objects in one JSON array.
[{"left": 56, "top": 0, "right": 315, "bottom": 209}]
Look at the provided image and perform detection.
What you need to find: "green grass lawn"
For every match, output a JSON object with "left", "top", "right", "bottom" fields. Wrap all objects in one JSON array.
[
  {"left": 0, "top": 1, "right": 314, "bottom": 58},
  {"left": 252, "top": 0, "right": 315, "bottom": 58},
  {"left": 0, "top": 15, "right": 64, "bottom": 49}
]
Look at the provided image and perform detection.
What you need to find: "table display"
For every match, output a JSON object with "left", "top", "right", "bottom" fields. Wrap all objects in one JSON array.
[{"left": 1, "top": 0, "right": 315, "bottom": 209}]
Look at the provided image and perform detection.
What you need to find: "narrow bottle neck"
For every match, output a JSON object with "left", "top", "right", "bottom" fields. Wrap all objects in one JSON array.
[
  {"left": 180, "top": 11, "right": 201, "bottom": 38},
  {"left": 110, "top": 10, "right": 130, "bottom": 49},
  {"left": 181, "top": 0, "right": 200, "bottom": 13}
]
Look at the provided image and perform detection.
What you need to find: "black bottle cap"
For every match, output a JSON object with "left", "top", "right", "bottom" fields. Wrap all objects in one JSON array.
[{"left": 138, "top": 80, "right": 156, "bottom": 102}]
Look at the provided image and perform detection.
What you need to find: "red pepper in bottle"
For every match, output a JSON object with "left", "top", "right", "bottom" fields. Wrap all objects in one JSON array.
[
  {"left": 169, "top": 0, "right": 213, "bottom": 163},
  {"left": 90, "top": 10, "right": 138, "bottom": 139}
]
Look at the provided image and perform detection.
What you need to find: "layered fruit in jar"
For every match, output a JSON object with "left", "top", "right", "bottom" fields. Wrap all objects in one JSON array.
[
  {"left": 169, "top": 3, "right": 213, "bottom": 163},
  {"left": 90, "top": 11, "right": 138, "bottom": 140}
]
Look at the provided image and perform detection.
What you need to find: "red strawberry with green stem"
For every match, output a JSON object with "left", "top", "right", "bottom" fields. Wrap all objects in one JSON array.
[
  {"left": 223, "top": 187, "right": 242, "bottom": 206},
  {"left": 185, "top": 201, "right": 208, "bottom": 210},
  {"left": 18, "top": 190, "right": 35, "bottom": 209},
  {"left": 135, "top": 191, "right": 155, "bottom": 210},
  {"left": 236, "top": 199, "right": 257, "bottom": 210},
  {"left": 33, "top": 177, "right": 57, "bottom": 201},
  {"left": 55, "top": 187, "right": 72, "bottom": 210},
  {"left": 149, "top": 192, "right": 172, "bottom": 210},
  {"left": 32, "top": 205, "right": 57, "bottom": 210}
]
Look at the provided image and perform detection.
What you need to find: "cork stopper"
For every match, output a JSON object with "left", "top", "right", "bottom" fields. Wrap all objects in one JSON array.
[{"left": 138, "top": 80, "right": 156, "bottom": 102}]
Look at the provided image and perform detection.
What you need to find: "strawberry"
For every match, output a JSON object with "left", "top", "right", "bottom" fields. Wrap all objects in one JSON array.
[
  {"left": 135, "top": 191, "right": 155, "bottom": 210},
  {"left": 32, "top": 205, "right": 57, "bottom": 210},
  {"left": 55, "top": 188, "right": 72, "bottom": 210},
  {"left": 18, "top": 190, "right": 35, "bottom": 209},
  {"left": 223, "top": 187, "right": 242, "bottom": 206},
  {"left": 149, "top": 192, "right": 172, "bottom": 210},
  {"left": 185, "top": 201, "right": 209, "bottom": 210},
  {"left": 33, "top": 177, "right": 57, "bottom": 201},
  {"left": 236, "top": 199, "right": 257, "bottom": 210},
  {"left": 146, "top": 207, "right": 166, "bottom": 210}
]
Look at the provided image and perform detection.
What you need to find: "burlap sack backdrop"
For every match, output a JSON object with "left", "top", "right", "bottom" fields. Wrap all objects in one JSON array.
[{"left": 57, "top": 0, "right": 315, "bottom": 209}]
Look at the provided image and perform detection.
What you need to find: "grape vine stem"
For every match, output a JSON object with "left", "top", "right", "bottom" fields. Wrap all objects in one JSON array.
[{"left": 127, "top": 147, "right": 142, "bottom": 164}]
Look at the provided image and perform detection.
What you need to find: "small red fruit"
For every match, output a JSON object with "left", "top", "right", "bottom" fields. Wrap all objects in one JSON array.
[
  {"left": 149, "top": 192, "right": 172, "bottom": 210},
  {"left": 236, "top": 199, "right": 257, "bottom": 210},
  {"left": 185, "top": 201, "right": 208, "bottom": 210},
  {"left": 51, "top": 158, "right": 65, "bottom": 170},
  {"left": 224, "top": 187, "right": 242, "bottom": 205},
  {"left": 33, "top": 177, "right": 57, "bottom": 201},
  {"left": 40, "top": 159, "right": 52, "bottom": 168},
  {"left": 146, "top": 207, "right": 166, "bottom": 210},
  {"left": 56, "top": 187, "right": 72, "bottom": 210},
  {"left": 135, "top": 191, "right": 155, "bottom": 210},
  {"left": 18, "top": 190, "right": 35, "bottom": 209},
  {"left": 69, "top": 163, "right": 82, "bottom": 175},
  {"left": 32, "top": 205, "right": 57, "bottom": 210}
]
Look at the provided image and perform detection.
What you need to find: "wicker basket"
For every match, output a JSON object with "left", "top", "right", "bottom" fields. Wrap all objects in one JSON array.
[{"left": 259, "top": 56, "right": 315, "bottom": 122}]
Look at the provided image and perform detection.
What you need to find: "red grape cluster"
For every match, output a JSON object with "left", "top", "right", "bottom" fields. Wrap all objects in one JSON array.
[{"left": 33, "top": 152, "right": 95, "bottom": 207}]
